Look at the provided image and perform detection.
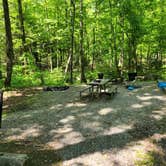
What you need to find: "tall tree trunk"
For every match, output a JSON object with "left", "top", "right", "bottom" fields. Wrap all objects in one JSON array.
[
  {"left": 119, "top": 14, "right": 125, "bottom": 70},
  {"left": 33, "top": 51, "right": 44, "bottom": 85},
  {"left": 128, "top": 38, "right": 132, "bottom": 72},
  {"left": 133, "top": 44, "right": 137, "bottom": 72},
  {"left": 109, "top": 0, "right": 120, "bottom": 76},
  {"left": 80, "top": 0, "right": 86, "bottom": 83},
  {"left": 131, "top": 35, "right": 137, "bottom": 72},
  {"left": 50, "top": 55, "right": 53, "bottom": 72},
  {"left": 64, "top": 0, "right": 70, "bottom": 78},
  {"left": 92, "top": 27, "right": 95, "bottom": 71},
  {"left": 91, "top": 1, "right": 97, "bottom": 72},
  {"left": 113, "top": 19, "right": 120, "bottom": 77},
  {"left": 65, "top": 0, "right": 68, "bottom": 27},
  {"left": 146, "top": 46, "right": 151, "bottom": 69},
  {"left": 17, "top": 0, "right": 26, "bottom": 55},
  {"left": 2, "top": 0, "right": 14, "bottom": 87},
  {"left": 69, "top": 0, "right": 75, "bottom": 84}
]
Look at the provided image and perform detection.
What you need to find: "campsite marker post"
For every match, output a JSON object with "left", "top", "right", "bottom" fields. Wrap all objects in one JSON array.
[{"left": 0, "top": 90, "right": 3, "bottom": 128}]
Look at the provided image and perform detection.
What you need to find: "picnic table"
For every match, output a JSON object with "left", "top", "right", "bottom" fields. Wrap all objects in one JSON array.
[
  {"left": 87, "top": 79, "right": 111, "bottom": 97},
  {"left": 79, "top": 78, "right": 117, "bottom": 98}
]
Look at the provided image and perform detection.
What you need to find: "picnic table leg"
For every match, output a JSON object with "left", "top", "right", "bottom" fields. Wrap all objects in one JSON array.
[
  {"left": 103, "top": 85, "right": 106, "bottom": 92},
  {"left": 99, "top": 86, "right": 101, "bottom": 93},
  {"left": 99, "top": 85, "right": 106, "bottom": 93},
  {"left": 91, "top": 85, "right": 95, "bottom": 98}
]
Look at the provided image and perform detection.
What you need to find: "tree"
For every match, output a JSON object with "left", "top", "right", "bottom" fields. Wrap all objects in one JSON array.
[
  {"left": 69, "top": 0, "right": 75, "bottom": 83},
  {"left": 80, "top": 0, "right": 86, "bottom": 83},
  {"left": 17, "top": 0, "right": 26, "bottom": 55},
  {"left": 2, "top": 0, "right": 14, "bottom": 87},
  {"left": 1, "top": 0, "right": 166, "bottom": 88}
]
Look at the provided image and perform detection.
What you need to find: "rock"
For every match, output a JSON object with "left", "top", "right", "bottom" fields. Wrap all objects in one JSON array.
[{"left": 0, "top": 152, "right": 28, "bottom": 166}]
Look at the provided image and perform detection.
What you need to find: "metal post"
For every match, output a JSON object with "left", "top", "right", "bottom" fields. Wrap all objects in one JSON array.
[{"left": 0, "top": 90, "right": 3, "bottom": 128}]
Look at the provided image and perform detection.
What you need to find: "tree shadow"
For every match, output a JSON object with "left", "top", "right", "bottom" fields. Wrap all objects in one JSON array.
[
  {"left": 0, "top": 83, "right": 166, "bottom": 165},
  {"left": 0, "top": 115, "right": 165, "bottom": 165}
]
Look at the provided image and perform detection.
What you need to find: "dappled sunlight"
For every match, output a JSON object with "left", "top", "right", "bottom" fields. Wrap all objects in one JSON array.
[
  {"left": 137, "top": 95, "right": 166, "bottom": 101},
  {"left": 151, "top": 107, "right": 166, "bottom": 120},
  {"left": 51, "top": 124, "right": 73, "bottom": 134},
  {"left": 60, "top": 131, "right": 85, "bottom": 145},
  {"left": 63, "top": 151, "right": 114, "bottom": 166},
  {"left": 78, "top": 112, "right": 94, "bottom": 117},
  {"left": 59, "top": 115, "right": 75, "bottom": 124},
  {"left": 144, "top": 93, "right": 152, "bottom": 96},
  {"left": 151, "top": 114, "right": 164, "bottom": 120},
  {"left": 2, "top": 105, "right": 9, "bottom": 110},
  {"left": 5, "top": 124, "right": 43, "bottom": 141},
  {"left": 151, "top": 133, "right": 166, "bottom": 142},
  {"left": 98, "top": 108, "right": 114, "bottom": 115},
  {"left": 80, "top": 121, "right": 102, "bottom": 132},
  {"left": 50, "top": 104, "right": 63, "bottom": 110},
  {"left": 1, "top": 84, "right": 166, "bottom": 165},
  {"left": 21, "top": 114, "right": 32, "bottom": 118},
  {"left": 65, "top": 102, "right": 87, "bottom": 108},
  {"left": 103, "top": 125, "right": 132, "bottom": 135},
  {"left": 3, "top": 91, "right": 23, "bottom": 100},
  {"left": 46, "top": 140, "right": 65, "bottom": 150},
  {"left": 47, "top": 125, "right": 85, "bottom": 150},
  {"left": 131, "top": 103, "right": 144, "bottom": 109},
  {"left": 131, "top": 101, "right": 152, "bottom": 109}
]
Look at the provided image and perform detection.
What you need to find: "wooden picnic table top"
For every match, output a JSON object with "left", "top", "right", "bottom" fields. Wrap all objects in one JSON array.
[{"left": 88, "top": 79, "right": 110, "bottom": 86}]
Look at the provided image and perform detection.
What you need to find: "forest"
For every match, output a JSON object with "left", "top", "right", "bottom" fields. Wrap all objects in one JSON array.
[
  {"left": 0, "top": 0, "right": 166, "bottom": 88},
  {"left": 0, "top": 1, "right": 166, "bottom": 165}
]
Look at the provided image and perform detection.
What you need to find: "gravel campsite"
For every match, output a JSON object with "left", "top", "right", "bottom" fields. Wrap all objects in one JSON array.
[{"left": 0, "top": 81, "right": 166, "bottom": 166}]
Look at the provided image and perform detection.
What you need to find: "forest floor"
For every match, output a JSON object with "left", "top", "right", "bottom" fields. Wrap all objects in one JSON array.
[{"left": 0, "top": 81, "right": 166, "bottom": 166}]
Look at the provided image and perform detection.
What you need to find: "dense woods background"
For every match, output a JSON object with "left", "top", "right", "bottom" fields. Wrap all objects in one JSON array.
[{"left": 0, "top": 0, "right": 166, "bottom": 88}]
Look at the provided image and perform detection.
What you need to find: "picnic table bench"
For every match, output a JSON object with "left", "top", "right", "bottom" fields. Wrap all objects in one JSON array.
[
  {"left": 107, "top": 84, "right": 118, "bottom": 96},
  {"left": 79, "top": 86, "right": 92, "bottom": 98}
]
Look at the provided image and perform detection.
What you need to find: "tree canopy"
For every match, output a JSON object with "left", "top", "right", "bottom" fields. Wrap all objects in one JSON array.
[{"left": 0, "top": 0, "right": 166, "bottom": 87}]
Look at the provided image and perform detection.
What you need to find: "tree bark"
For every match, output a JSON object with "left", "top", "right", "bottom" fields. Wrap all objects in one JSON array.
[
  {"left": 92, "top": 27, "right": 95, "bottom": 71},
  {"left": 17, "top": 0, "right": 26, "bottom": 53},
  {"left": 119, "top": 14, "right": 125, "bottom": 70},
  {"left": 2, "top": 0, "right": 14, "bottom": 87},
  {"left": 109, "top": 0, "right": 120, "bottom": 76},
  {"left": 69, "top": 0, "right": 75, "bottom": 84},
  {"left": 91, "top": 1, "right": 97, "bottom": 72},
  {"left": 80, "top": 0, "right": 86, "bottom": 83}
]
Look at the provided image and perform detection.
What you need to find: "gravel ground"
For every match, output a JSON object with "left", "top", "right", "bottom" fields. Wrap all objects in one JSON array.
[{"left": 0, "top": 82, "right": 166, "bottom": 166}]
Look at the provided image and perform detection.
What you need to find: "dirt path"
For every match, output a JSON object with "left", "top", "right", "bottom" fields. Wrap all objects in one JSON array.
[{"left": 0, "top": 82, "right": 166, "bottom": 166}]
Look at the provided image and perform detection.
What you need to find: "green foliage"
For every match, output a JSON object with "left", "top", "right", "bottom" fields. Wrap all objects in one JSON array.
[
  {"left": 1, "top": 0, "right": 166, "bottom": 87},
  {"left": 86, "top": 70, "right": 98, "bottom": 82},
  {"left": 43, "top": 68, "right": 65, "bottom": 86},
  {"left": 135, "top": 150, "right": 166, "bottom": 166},
  {"left": 11, "top": 66, "right": 65, "bottom": 88},
  {"left": 11, "top": 65, "right": 41, "bottom": 88},
  {"left": 0, "top": 79, "right": 4, "bottom": 89}
]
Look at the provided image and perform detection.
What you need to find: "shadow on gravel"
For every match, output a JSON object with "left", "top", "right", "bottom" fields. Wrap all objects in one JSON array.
[{"left": 0, "top": 84, "right": 166, "bottom": 165}]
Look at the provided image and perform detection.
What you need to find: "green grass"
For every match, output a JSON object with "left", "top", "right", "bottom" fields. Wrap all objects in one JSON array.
[{"left": 135, "top": 150, "right": 166, "bottom": 166}]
